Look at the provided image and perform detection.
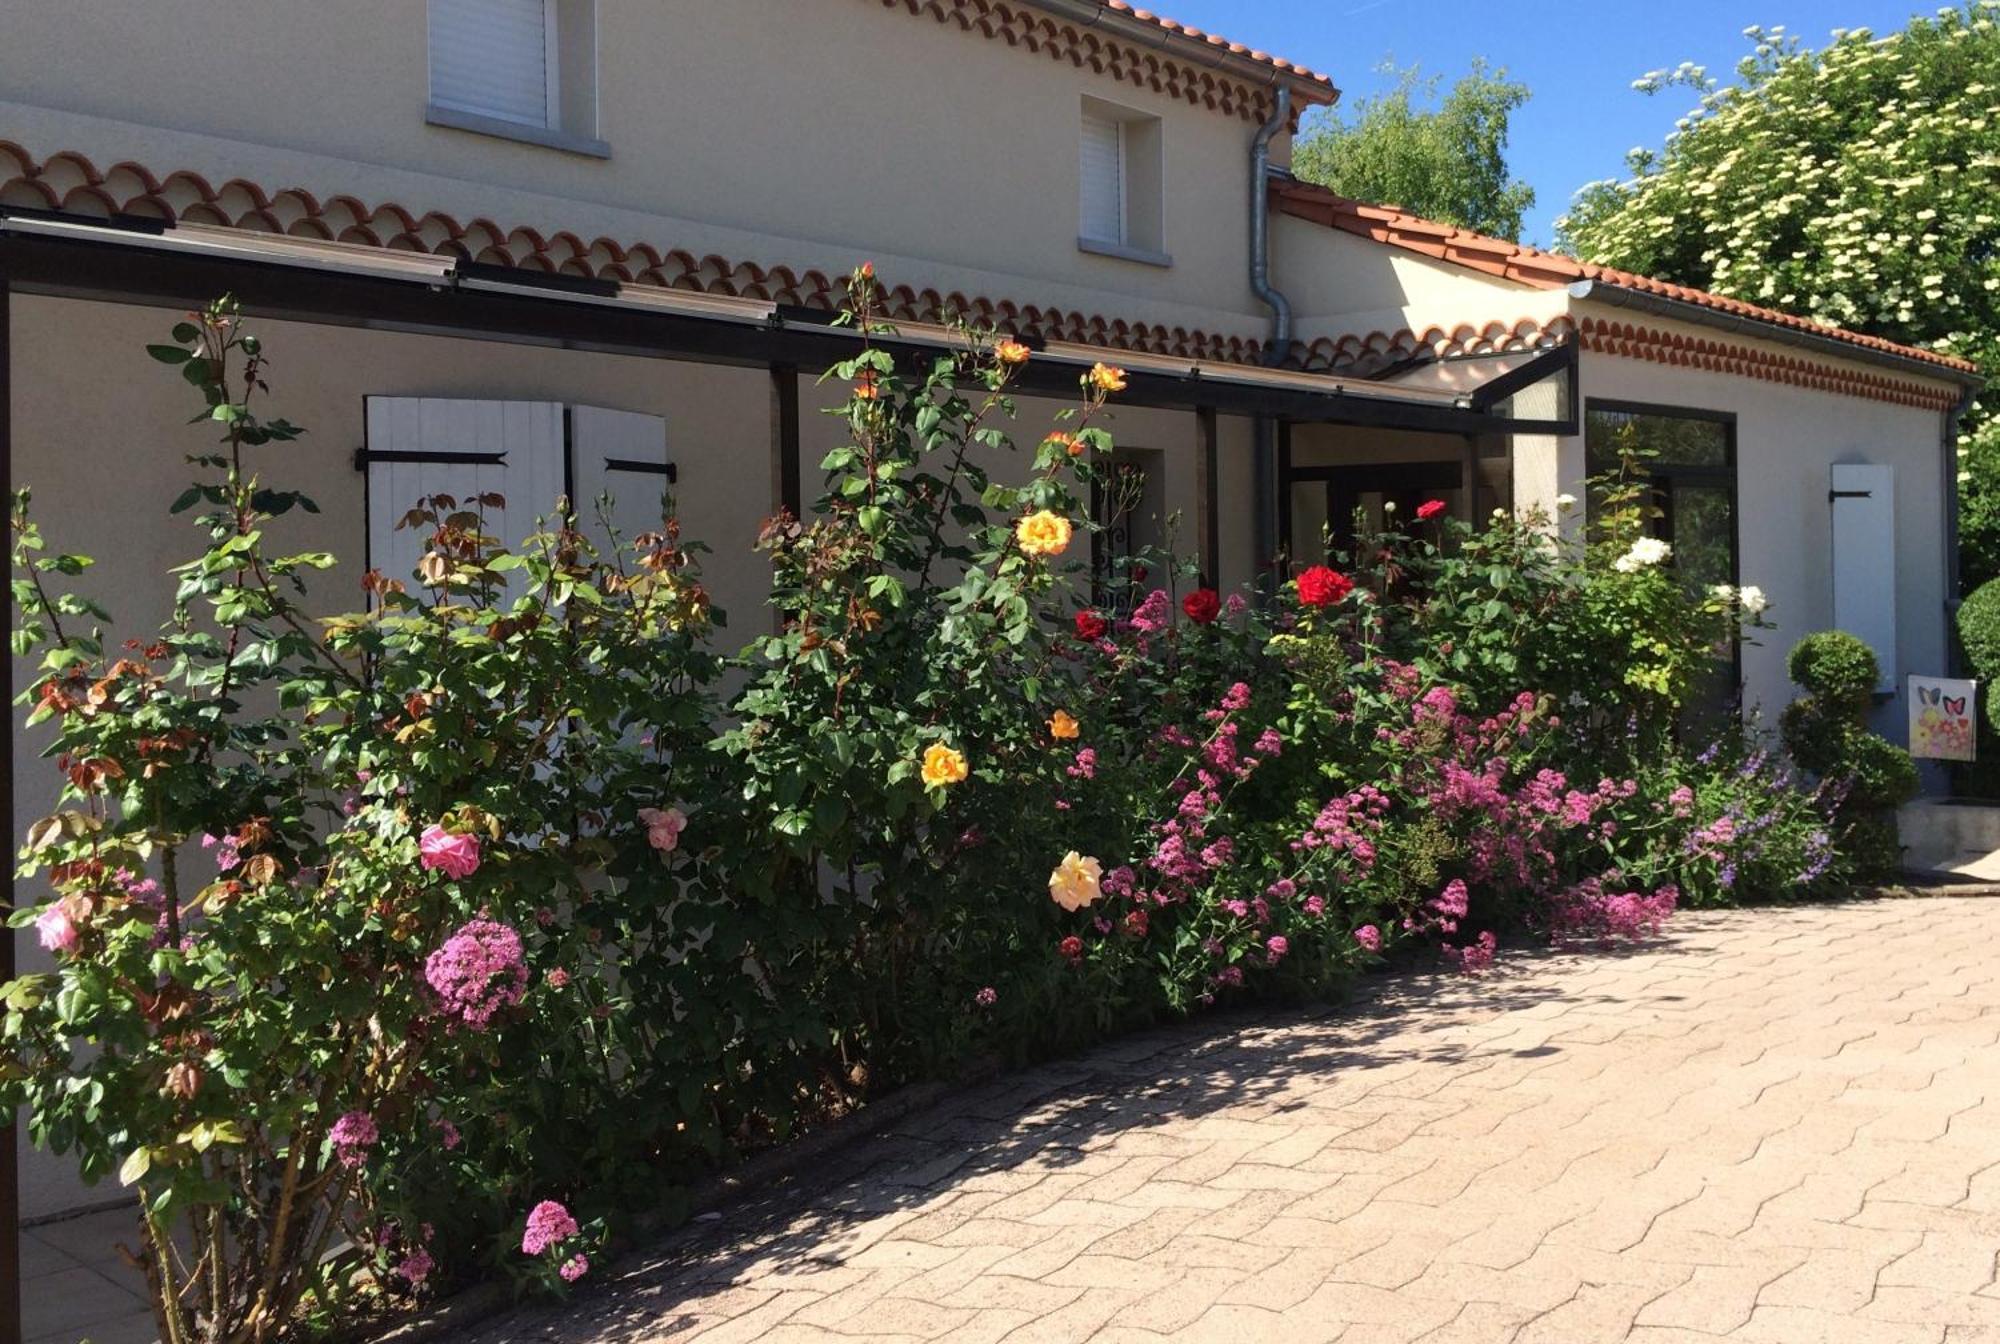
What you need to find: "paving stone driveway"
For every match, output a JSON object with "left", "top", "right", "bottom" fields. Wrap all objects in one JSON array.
[{"left": 461, "top": 897, "right": 2000, "bottom": 1343}]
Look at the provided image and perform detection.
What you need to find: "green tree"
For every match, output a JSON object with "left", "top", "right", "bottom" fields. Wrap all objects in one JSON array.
[
  {"left": 1292, "top": 60, "right": 1536, "bottom": 241},
  {"left": 1559, "top": 7, "right": 1997, "bottom": 589}
]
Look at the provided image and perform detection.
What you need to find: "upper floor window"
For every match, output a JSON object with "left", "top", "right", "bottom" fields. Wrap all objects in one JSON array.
[
  {"left": 431, "top": 0, "right": 557, "bottom": 128},
  {"left": 427, "top": 0, "right": 607, "bottom": 157},
  {"left": 1079, "top": 98, "right": 1169, "bottom": 267}
]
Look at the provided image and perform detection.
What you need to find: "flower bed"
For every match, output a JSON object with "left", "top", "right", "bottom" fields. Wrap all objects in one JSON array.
[{"left": 2, "top": 282, "right": 1898, "bottom": 1342}]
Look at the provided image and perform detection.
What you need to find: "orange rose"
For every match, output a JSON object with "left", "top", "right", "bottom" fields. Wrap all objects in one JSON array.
[
  {"left": 1087, "top": 363, "right": 1127, "bottom": 394},
  {"left": 921, "top": 742, "right": 968, "bottom": 788},
  {"left": 1048, "top": 710, "right": 1080, "bottom": 740},
  {"left": 994, "top": 339, "right": 1031, "bottom": 367},
  {"left": 1015, "top": 510, "right": 1073, "bottom": 557}
]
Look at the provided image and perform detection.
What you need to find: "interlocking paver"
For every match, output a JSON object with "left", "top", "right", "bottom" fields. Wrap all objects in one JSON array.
[{"left": 450, "top": 896, "right": 2000, "bottom": 1343}]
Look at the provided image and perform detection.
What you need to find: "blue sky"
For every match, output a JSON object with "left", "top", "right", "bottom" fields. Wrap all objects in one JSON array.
[{"left": 1155, "top": 0, "right": 1940, "bottom": 247}]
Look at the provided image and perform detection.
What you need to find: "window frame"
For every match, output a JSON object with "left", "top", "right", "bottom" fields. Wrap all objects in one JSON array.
[
  {"left": 1078, "top": 98, "right": 1171, "bottom": 268},
  {"left": 426, "top": 0, "right": 610, "bottom": 159},
  {"left": 1585, "top": 398, "right": 1744, "bottom": 704}
]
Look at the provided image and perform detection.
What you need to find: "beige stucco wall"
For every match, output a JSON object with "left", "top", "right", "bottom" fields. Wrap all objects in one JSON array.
[
  {"left": 1551, "top": 307, "right": 1957, "bottom": 744},
  {"left": 1, "top": 0, "right": 1281, "bottom": 340},
  {"left": 1274, "top": 222, "right": 1571, "bottom": 345}
]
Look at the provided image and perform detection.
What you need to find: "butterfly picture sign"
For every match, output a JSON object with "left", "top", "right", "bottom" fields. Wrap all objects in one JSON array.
[{"left": 1909, "top": 675, "right": 1976, "bottom": 761}]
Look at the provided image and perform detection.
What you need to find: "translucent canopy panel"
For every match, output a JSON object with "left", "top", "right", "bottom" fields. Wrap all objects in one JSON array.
[{"left": 1365, "top": 346, "right": 1574, "bottom": 427}]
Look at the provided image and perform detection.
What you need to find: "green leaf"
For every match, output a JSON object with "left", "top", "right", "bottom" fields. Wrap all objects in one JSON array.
[
  {"left": 118, "top": 1147, "right": 152, "bottom": 1187},
  {"left": 146, "top": 344, "right": 192, "bottom": 365}
]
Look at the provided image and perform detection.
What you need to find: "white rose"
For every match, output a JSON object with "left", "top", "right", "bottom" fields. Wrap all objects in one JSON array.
[
  {"left": 1738, "top": 584, "right": 1768, "bottom": 615},
  {"left": 1712, "top": 583, "right": 1736, "bottom": 602},
  {"left": 1555, "top": 493, "right": 1579, "bottom": 510}
]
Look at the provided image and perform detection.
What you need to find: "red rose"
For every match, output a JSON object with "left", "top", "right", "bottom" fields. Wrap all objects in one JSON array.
[
  {"left": 1073, "top": 609, "right": 1109, "bottom": 641},
  {"left": 1123, "top": 909, "right": 1149, "bottom": 938},
  {"left": 1295, "top": 565, "right": 1354, "bottom": 608},
  {"left": 1416, "top": 499, "right": 1447, "bottom": 521},
  {"left": 1182, "top": 589, "right": 1221, "bottom": 624},
  {"left": 1058, "top": 935, "right": 1085, "bottom": 963}
]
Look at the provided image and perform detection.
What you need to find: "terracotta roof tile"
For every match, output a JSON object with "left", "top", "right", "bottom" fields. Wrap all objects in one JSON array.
[
  {"left": 1299, "top": 315, "right": 1571, "bottom": 375},
  {"left": 0, "top": 141, "right": 1268, "bottom": 367},
  {"left": 881, "top": 1, "right": 1335, "bottom": 126},
  {"left": 1273, "top": 179, "right": 1979, "bottom": 379}
]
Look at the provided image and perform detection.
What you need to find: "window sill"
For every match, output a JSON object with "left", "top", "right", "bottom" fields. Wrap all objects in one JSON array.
[
  {"left": 426, "top": 104, "right": 611, "bottom": 159},
  {"left": 1077, "top": 236, "right": 1173, "bottom": 269}
]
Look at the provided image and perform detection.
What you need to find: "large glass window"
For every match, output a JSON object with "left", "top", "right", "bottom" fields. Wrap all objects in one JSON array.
[
  {"left": 1586, "top": 403, "right": 1739, "bottom": 717},
  {"left": 1585, "top": 404, "right": 1735, "bottom": 594}
]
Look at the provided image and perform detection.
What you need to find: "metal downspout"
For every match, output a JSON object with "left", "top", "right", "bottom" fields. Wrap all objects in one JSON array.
[
  {"left": 1946, "top": 384, "right": 1979, "bottom": 668},
  {"left": 1250, "top": 85, "right": 1294, "bottom": 583}
]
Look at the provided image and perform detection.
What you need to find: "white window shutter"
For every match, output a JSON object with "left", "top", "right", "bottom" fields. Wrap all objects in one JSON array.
[
  {"left": 429, "top": 0, "right": 555, "bottom": 128},
  {"left": 1831, "top": 463, "right": 1897, "bottom": 692},
  {"left": 1080, "top": 113, "right": 1125, "bottom": 244},
  {"left": 569, "top": 406, "right": 672, "bottom": 562},
  {"left": 363, "top": 397, "right": 565, "bottom": 600}
]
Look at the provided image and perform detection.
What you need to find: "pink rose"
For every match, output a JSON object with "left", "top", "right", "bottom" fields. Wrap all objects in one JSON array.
[
  {"left": 419, "top": 825, "right": 481, "bottom": 880},
  {"left": 1355, "top": 924, "right": 1382, "bottom": 952},
  {"left": 35, "top": 903, "right": 80, "bottom": 955},
  {"left": 638, "top": 807, "right": 688, "bottom": 854}
]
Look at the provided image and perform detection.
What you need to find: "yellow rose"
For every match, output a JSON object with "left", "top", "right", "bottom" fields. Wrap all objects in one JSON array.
[
  {"left": 1087, "top": 362, "right": 1128, "bottom": 394},
  {"left": 1048, "top": 851, "right": 1104, "bottom": 912},
  {"left": 1048, "top": 710, "right": 1080, "bottom": 740},
  {"left": 994, "top": 338, "right": 1031, "bottom": 367},
  {"left": 1015, "top": 510, "right": 1072, "bottom": 557},
  {"left": 921, "top": 742, "right": 968, "bottom": 787}
]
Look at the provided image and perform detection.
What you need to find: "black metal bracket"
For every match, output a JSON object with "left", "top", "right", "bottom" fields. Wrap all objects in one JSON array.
[
  {"left": 354, "top": 448, "right": 507, "bottom": 471},
  {"left": 1830, "top": 489, "right": 1874, "bottom": 500},
  {"left": 603, "top": 457, "right": 678, "bottom": 483}
]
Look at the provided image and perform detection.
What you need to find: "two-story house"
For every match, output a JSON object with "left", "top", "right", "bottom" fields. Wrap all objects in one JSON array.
[{"left": 0, "top": 0, "right": 1982, "bottom": 1222}]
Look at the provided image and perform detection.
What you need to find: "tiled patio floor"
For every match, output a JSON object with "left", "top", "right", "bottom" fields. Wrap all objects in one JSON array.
[
  {"left": 22, "top": 896, "right": 2000, "bottom": 1343},
  {"left": 22, "top": 1206, "right": 153, "bottom": 1344},
  {"left": 450, "top": 896, "right": 2000, "bottom": 1343}
]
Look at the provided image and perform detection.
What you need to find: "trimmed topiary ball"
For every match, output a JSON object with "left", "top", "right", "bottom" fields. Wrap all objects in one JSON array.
[
  {"left": 1957, "top": 578, "right": 2000, "bottom": 730},
  {"left": 1787, "top": 630, "right": 1879, "bottom": 717}
]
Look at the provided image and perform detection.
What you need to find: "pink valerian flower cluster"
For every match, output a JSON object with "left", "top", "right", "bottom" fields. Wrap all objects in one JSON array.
[
  {"left": 1295, "top": 786, "right": 1389, "bottom": 865},
  {"left": 1445, "top": 930, "right": 1499, "bottom": 974},
  {"left": 200, "top": 831, "right": 243, "bottom": 872},
  {"left": 1128, "top": 588, "right": 1172, "bottom": 635},
  {"left": 1545, "top": 880, "right": 1679, "bottom": 947},
  {"left": 424, "top": 918, "right": 529, "bottom": 1031},
  {"left": 1387, "top": 690, "right": 1634, "bottom": 894},
  {"left": 521, "top": 1199, "right": 580, "bottom": 1256},
  {"left": 560, "top": 1254, "right": 590, "bottom": 1283},
  {"left": 1687, "top": 815, "right": 1738, "bottom": 862},
  {"left": 395, "top": 1246, "right": 435, "bottom": 1287},
  {"left": 329, "top": 1110, "right": 378, "bottom": 1169}
]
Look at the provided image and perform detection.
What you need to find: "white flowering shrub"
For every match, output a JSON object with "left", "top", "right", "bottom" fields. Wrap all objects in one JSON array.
[{"left": 1560, "top": 5, "right": 1996, "bottom": 582}]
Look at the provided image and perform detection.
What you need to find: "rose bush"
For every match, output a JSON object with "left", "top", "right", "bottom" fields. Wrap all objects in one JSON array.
[{"left": 4, "top": 289, "right": 1863, "bottom": 1339}]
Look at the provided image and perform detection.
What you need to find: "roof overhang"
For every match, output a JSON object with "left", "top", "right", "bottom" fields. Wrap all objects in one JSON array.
[
  {"left": 1022, "top": 1, "right": 1338, "bottom": 105},
  {"left": 0, "top": 207, "right": 1567, "bottom": 436},
  {"left": 1569, "top": 279, "right": 1986, "bottom": 390}
]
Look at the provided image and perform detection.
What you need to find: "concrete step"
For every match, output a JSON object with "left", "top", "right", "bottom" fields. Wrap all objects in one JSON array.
[{"left": 1900, "top": 798, "right": 2000, "bottom": 882}]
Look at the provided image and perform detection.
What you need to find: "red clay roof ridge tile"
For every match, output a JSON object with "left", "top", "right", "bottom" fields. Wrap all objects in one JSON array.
[{"left": 1272, "top": 179, "right": 1978, "bottom": 378}]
